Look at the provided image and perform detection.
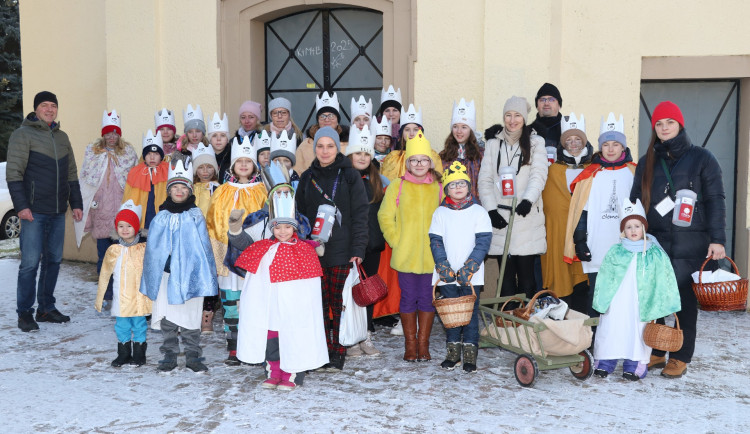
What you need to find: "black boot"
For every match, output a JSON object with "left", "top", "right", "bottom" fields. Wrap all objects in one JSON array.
[
  {"left": 18, "top": 312, "right": 39, "bottom": 332},
  {"left": 131, "top": 342, "right": 147, "bottom": 366},
  {"left": 462, "top": 343, "right": 478, "bottom": 373},
  {"left": 224, "top": 339, "right": 240, "bottom": 366},
  {"left": 441, "top": 342, "right": 462, "bottom": 370},
  {"left": 186, "top": 352, "right": 209, "bottom": 372},
  {"left": 111, "top": 341, "right": 132, "bottom": 367},
  {"left": 157, "top": 352, "right": 178, "bottom": 372}
]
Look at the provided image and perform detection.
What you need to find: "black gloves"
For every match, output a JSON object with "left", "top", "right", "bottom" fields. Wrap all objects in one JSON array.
[
  {"left": 573, "top": 229, "right": 591, "bottom": 262},
  {"left": 488, "top": 209, "right": 508, "bottom": 230},
  {"left": 515, "top": 200, "right": 532, "bottom": 217}
]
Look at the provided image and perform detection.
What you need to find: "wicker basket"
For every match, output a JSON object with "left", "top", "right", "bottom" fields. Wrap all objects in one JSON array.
[
  {"left": 433, "top": 283, "right": 476, "bottom": 328},
  {"left": 691, "top": 256, "right": 748, "bottom": 312},
  {"left": 643, "top": 315, "right": 683, "bottom": 352}
]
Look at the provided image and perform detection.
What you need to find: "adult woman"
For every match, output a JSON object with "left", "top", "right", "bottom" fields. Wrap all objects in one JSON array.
[
  {"left": 439, "top": 99, "right": 483, "bottom": 203},
  {"left": 630, "top": 101, "right": 726, "bottom": 379},
  {"left": 294, "top": 91, "right": 349, "bottom": 173},
  {"left": 540, "top": 113, "right": 592, "bottom": 313},
  {"left": 296, "top": 126, "right": 369, "bottom": 371},
  {"left": 233, "top": 100, "right": 262, "bottom": 143},
  {"left": 74, "top": 110, "right": 138, "bottom": 311},
  {"left": 477, "top": 96, "right": 548, "bottom": 299},
  {"left": 263, "top": 97, "right": 303, "bottom": 144}
]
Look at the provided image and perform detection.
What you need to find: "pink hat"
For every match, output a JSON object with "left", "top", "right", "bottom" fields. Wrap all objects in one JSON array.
[{"left": 239, "top": 100, "right": 262, "bottom": 120}]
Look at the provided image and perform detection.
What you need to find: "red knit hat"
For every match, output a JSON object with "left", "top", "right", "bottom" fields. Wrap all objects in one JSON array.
[
  {"left": 651, "top": 101, "right": 684, "bottom": 129},
  {"left": 115, "top": 200, "right": 142, "bottom": 233}
]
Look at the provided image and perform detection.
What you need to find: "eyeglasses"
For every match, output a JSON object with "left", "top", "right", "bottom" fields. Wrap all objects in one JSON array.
[
  {"left": 447, "top": 181, "right": 468, "bottom": 189},
  {"left": 318, "top": 113, "right": 336, "bottom": 120},
  {"left": 539, "top": 97, "right": 557, "bottom": 104},
  {"left": 408, "top": 158, "right": 431, "bottom": 167},
  {"left": 271, "top": 110, "right": 289, "bottom": 118}
]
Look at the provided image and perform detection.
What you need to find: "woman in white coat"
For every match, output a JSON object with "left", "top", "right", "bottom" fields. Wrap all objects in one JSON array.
[{"left": 478, "top": 96, "right": 548, "bottom": 298}]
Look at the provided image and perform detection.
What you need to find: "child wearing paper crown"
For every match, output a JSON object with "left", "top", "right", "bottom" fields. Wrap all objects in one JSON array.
[
  {"left": 429, "top": 161, "right": 492, "bottom": 373},
  {"left": 172, "top": 104, "right": 209, "bottom": 164},
  {"left": 592, "top": 198, "right": 681, "bottom": 381},
  {"left": 378, "top": 132, "right": 443, "bottom": 362},
  {"left": 205, "top": 136, "right": 267, "bottom": 365},
  {"left": 122, "top": 130, "right": 169, "bottom": 230},
  {"left": 380, "top": 104, "right": 442, "bottom": 181},
  {"left": 234, "top": 188, "right": 328, "bottom": 390},
  {"left": 439, "top": 99, "right": 484, "bottom": 204},
  {"left": 140, "top": 160, "right": 218, "bottom": 372},
  {"left": 95, "top": 200, "right": 152, "bottom": 368},
  {"left": 270, "top": 130, "right": 300, "bottom": 190},
  {"left": 154, "top": 108, "right": 180, "bottom": 157}
]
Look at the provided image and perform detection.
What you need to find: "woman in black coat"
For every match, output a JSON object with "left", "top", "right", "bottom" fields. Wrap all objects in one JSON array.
[
  {"left": 296, "top": 126, "right": 369, "bottom": 371},
  {"left": 630, "top": 101, "right": 726, "bottom": 379}
]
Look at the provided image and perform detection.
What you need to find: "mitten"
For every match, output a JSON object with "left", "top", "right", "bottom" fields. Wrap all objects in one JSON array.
[
  {"left": 488, "top": 209, "right": 508, "bottom": 230},
  {"left": 573, "top": 230, "right": 591, "bottom": 262},
  {"left": 515, "top": 199, "right": 532, "bottom": 217},
  {"left": 228, "top": 209, "right": 245, "bottom": 235},
  {"left": 457, "top": 258, "right": 480, "bottom": 286},
  {"left": 435, "top": 260, "right": 456, "bottom": 283}
]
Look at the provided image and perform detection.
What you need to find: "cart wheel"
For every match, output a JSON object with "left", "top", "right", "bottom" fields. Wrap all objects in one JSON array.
[
  {"left": 569, "top": 349, "right": 594, "bottom": 380},
  {"left": 514, "top": 353, "right": 538, "bottom": 387}
]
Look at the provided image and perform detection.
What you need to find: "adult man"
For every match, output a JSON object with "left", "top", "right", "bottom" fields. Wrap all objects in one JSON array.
[
  {"left": 7, "top": 91, "right": 83, "bottom": 332},
  {"left": 530, "top": 82, "right": 564, "bottom": 148}
]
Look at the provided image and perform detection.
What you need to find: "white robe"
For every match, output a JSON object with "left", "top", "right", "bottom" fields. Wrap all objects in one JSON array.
[
  {"left": 594, "top": 256, "right": 651, "bottom": 363},
  {"left": 236, "top": 243, "right": 329, "bottom": 373},
  {"left": 151, "top": 272, "right": 204, "bottom": 330}
]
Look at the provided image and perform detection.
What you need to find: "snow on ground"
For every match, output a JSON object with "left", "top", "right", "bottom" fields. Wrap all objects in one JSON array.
[{"left": 1, "top": 256, "right": 749, "bottom": 433}]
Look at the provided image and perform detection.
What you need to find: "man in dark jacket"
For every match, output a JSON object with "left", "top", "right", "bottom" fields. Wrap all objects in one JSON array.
[
  {"left": 7, "top": 91, "right": 83, "bottom": 332},
  {"left": 529, "top": 82, "right": 564, "bottom": 149}
]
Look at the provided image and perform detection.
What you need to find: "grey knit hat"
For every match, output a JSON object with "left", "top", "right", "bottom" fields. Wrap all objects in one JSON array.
[
  {"left": 268, "top": 97, "right": 292, "bottom": 116},
  {"left": 314, "top": 126, "right": 341, "bottom": 151}
]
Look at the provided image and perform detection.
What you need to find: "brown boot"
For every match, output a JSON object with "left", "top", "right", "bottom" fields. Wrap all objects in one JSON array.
[
  {"left": 201, "top": 311, "right": 214, "bottom": 334},
  {"left": 661, "top": 359, "right": 687, "bottom": 378},
  {"left": 416, "top": 310, "right": 435, "bottom": 361},
  {"left": 401, "top": 312, "right": 418, "bottom": 362},
  {"left": 648, "top": 354, "right": 667, "bottom": 370}
]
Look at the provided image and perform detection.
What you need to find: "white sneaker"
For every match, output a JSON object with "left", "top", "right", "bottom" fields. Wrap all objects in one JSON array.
[
  {"left": 390, "top": 319, "right": 404, "bottom": 336},
  {"left": 347, "top": 343, "right": 364, "bottom": 357},
  {"left": 360, "top": 332, "right": 381, "bottom": 356}
]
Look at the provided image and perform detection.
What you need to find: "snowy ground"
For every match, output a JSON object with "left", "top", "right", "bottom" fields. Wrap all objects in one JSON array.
[{"left": 1, "top": 254, "right": 749, "bottom": 433}]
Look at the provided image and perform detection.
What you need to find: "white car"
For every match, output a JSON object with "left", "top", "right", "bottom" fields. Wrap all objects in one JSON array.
[{"left": 0, "top": 162, "right": 20, "bottom": 239}]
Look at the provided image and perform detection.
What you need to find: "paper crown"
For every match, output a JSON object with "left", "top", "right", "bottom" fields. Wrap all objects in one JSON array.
[
  {"left": 183, "top": 104, "right": 204, "bottom": 123},
  {"left": 600, "top": 112, "right": 624, "bottom": 134},
  {"left": 270, "top": 129, "right": 297, "bottom": 162},
  {"left": 207, "top": 112, "right": 229, "bottom": 136},
  {"left": 401, "top": 104, "right": 423, "bottom": 126},
  {"left": 404, "top": 132, "right": 432, "bottom": 162},
  {"left": 167, "top": 159, "right": 194, "bottom": 190},
  {"left": 269, "top": 188, "right": 298, "bottom": 229},
  {"left": 350, "top": 95, "right": 373, "bottom": 121},
  {"left": 261, "top": 160, "right": 292, "bottom": 192},
  {"left": 117, "top": 199, "right": 143, "bottom": 224},
  {"left": 562, "top": 112, "right": 586, "bottom": 135},
  {"left": 619, "top": 198, "right": 647, "bottom": 232},
  {"left": 155, "top": 108, "right": 175, "bottom": 129},
  {"left": 142, "top": 129, "right": 164, "bottom": 151},
  {"left": 370, "top": 116, "right": 391, "bottom": 136},
  {"left": 101, "top": 110, "right": 121, "bottom": 136},
  {"left": 191, "top": 143, "right": 218, "bottom": 174},
  {"left": 442, "top": 160, "right": 471, "bottom": 187},
  {"left": 316, "top": 91, "right": 340, "bottom": 114},
  {"left": 450, "top": 99, "right": 476, "bottom": 132},
  {"left": 230, "top": 135, "right": 257, "bottom": 168},
  {"left": 346, "top": 124, "right": 374, "bottom": 157},
  {"left": 380, "top": 85, "right": 402, "bottom": 106},
  {"left": 253, "top": 129, "right": 272, "bottom": 152}
]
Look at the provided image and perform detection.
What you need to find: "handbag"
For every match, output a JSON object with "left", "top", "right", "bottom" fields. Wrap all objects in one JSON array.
[
  {"left": 339, "top": 262, "right": 368, "bottom": 346},
  {"left": 352, "top": 262, "right": 388, "bottom": 307}
]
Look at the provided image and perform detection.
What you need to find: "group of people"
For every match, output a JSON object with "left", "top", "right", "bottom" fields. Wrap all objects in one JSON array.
[{"left": 7, "top": 82, "right": 726, "bottom": 388}]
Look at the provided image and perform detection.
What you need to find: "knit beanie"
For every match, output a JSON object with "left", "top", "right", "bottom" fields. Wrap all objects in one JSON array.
[
  {"left": 598, "top": 113, "right": 627, "bottom": 147},
  {"left": 167, "top": 160, "right": 193, "bottom": 193},
  {"left": 183, "top": 104, "right": 206, "bottom": 135},
  {"left": 535, "top": 83, "right": 563, "bottom": 107},
  {"left": 115, "top": 207, "right": 141, "bottom": 234},
  {"left": 239, "top": 100, "right": 262, "bottom": 120},
  {"left": 155, "top": 108, "right": 176, "bottom": 134},
  {"left": 314, "top": 126, "right": 341, "bottom": 151},
  {"left": 651, "top": 101, "right": 684, "bottom": 129},
  {"left": 503, "top": 96, "right": 531, "bottom": 123},
  {"left": 34, "top": 91, "right": 57, "bottom": 110},
  {"left": 101, "top": 110, "right": 122, "bottom": 137},
  {"left": 268, "top": 97, "right": 292, "bottom": 116}
]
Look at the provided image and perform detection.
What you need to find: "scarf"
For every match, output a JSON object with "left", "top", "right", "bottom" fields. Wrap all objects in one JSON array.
[
  {"left": 562, "top": 147, "right": 589, "bottom": 166},
  {"left": 444, "top": 195, "right": 474, "bottom": 210},
  {"left": 159, "top": 195, "right": 197, "bottom": 213},
  {"left": 502, "top": 128, "right": 522, "bottom": 146},
  {"left": 270, "top": 122, "right": 293, "bottom": 135},
  {"left": 119, "top": 234, "right": 141, "bottom": 247},
  {"left": 403, "top": 170, "right": 434, "bottom": 184},
  {"left": 237, "top": 127, "right": 257, "bottom": 138},
  {"left": 621, "top": 234, "right": 659, "bottom": 253}
]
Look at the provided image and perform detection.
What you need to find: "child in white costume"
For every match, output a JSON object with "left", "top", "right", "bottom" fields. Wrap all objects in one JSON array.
[
  {"left": 234, "top": 189, "right": 328, "bottom": 390},
  {"left": 593, "top": 199, "right": 681, "bottom": 381}
]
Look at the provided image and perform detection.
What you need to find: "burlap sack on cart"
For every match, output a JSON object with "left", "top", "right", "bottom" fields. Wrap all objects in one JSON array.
[{"left": 481, "top": 309, "right": 592, "bottom": 356}]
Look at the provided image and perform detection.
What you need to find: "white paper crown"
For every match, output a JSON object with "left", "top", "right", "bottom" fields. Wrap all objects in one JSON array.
[
  {"left": 350, "top": 95, "right": 373, "bottom": 121},
  {"left": 168, "top": 159, "right": 194, "bottom": 184},
  {"left": 316, "top": 91, "right": 340, "bottom": 114},
  {"left": 142, "top": 129, "right": 163, "bottom": 151},
  {"left": 561, "top": 112, "right": 586, "bottom": 135},
  {"left": 154, "top": 108, "right": 175, "bottom": 128},
  {"left": 102, "top": 109, "right": 121, "bottom": 130},
  {"left": 118, "top": 199, "right": 143, "bottom": 223},
  {"left": 451, "top": 99, "right": 476, "bottom": 131},
  {"left": 207, "top": 112, "right": 229, "bottom": 136},
  {"left": 346, "top": 124, "right": 374, "bottom": 157},
  {"left": 269, "top": 189, "right": 298, "bottom": 229},
  {"left": 191, "top": 143, "right": 218, "bottom": 171},
  {"left": 601, "top": 112, "right": 625, "bottom": 134},
  {"left": 270, "top": 129, "right": 297, "bottom": 155},
  {"left": 401, "top": 104, "right": 422, "bottom": 126},
  {"left": 370, "top": 116, "right": 391, "bottom": 136},
  {"left": 620, "top": 198, "right": 646, "bottom": 222},
  {"left": 183, "top": 104, "right": 204, "bottom": 123},
  {"left": 380, "top": 85, "right": 402, "bottom": 106},
  {"left": 231, "top": 135, "right": 257, "bottom": 167},
  {"left": 253, "top": 129, "right": 272, "bottom": 152}
]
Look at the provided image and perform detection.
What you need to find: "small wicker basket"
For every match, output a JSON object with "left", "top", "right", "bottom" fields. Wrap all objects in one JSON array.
[
  {"left": 643, "top": 315, "right": 683, "bottom": 352},
  {"left": 433, "top": 283, "right": 476, "bottom": 328},
  {"left": 692, "top": 256, "right": 748, "bottom": 312}
]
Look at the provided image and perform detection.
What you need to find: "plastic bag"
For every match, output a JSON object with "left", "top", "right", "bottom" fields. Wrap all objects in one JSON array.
[
  {"left": 339, "top": 262, "right": 368, "bottom": 346},
  {"left": 531, "top": 296, "right": 569, "bottom": 321}
]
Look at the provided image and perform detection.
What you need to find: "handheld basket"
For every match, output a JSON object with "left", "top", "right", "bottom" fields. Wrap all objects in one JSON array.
[
  {"left": 643, "top": 315, "right": 683, "bottom": 352},
  {"left": 691, "top": 256, "right": 748, "bottom": 312},
  {"left": 433, "top": 283, "right": 476, "bottom": 328}
]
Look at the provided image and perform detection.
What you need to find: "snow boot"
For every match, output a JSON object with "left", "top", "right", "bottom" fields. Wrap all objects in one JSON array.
[
  {"left": 401, "top": 312, "right": 418, "bottom": 362},
  {"left": 201, "top": 311, "right": 214, "bottom": 334},
  {"left": 262, "top": 360, "right": 282, "bottom": 389},
  {"left": 661, "top": 359, "right": 687, "bottom": 379},
  {"left": 440, "top": 342, "right": 462, "bottom": 370},
  {"left": 462, "top": 343, "right": 478, "bottom": 373},
  {"left": 131, "top": 342, "right": 147, "bottom": 366},
  {"left": 18, "top": 312, "right": 39, "bottom": 332},
  {"left": 416, "top": 310, "right": 435, "bottom": 361},
  {"left": 594, "top": 359, "right": 617, "bottom": 378},
  {"left": 186, "top": 353, "right": 209, "bottom": 372},
  {"left": 326, "top": 353, "right": 345, "bottom": 372},
  {"left": 622, "top": 359, "right": 647, "bottom": 381},
  {"left": 157, "top": 352, "right": 178, "bottom": 372},
  {"left": 111, "top": 341, "right": 132, "bottom": 367}
]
